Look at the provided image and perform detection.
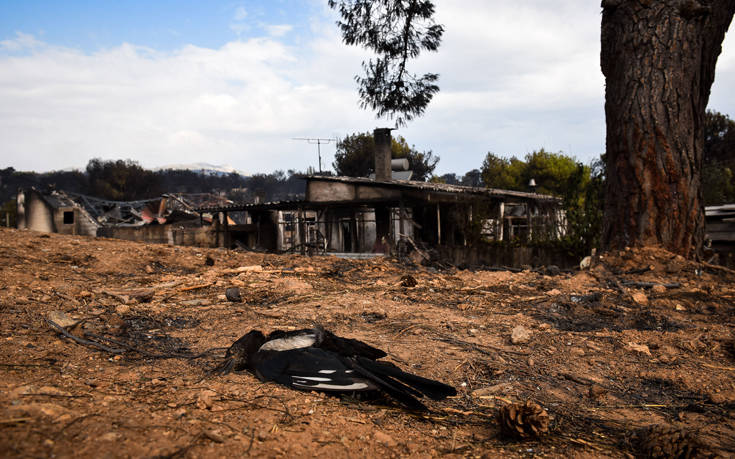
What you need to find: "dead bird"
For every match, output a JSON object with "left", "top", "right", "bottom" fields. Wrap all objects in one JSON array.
[{"left": 215, "top": 326, "right": 456, "bottom": 410}]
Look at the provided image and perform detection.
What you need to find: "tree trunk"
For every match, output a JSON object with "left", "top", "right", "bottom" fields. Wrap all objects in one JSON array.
[{"left": 600, "top": 0, "right": 735, "bottom": 258}]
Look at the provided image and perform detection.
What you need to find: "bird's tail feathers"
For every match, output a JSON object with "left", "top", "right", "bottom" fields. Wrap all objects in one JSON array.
[
  {"left": 347, "top": 358, "right": 427, "bottom": 411},
  {"left": 355, "top": 357, "right": 457, "bottom": 401}
]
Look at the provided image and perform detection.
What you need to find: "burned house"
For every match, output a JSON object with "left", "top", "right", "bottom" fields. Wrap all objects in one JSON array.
[
  {"left": 197, "top": 179, "right": 566, "bottom": 266},
  {"left": 16, "top": 188, "right": 226, "bottom": 246},
  {"left": 16, "top": 188, "right": 99, "bottom": 236},
  {"left": 195, "top": 129, "right": 569, "bottom": 266}
]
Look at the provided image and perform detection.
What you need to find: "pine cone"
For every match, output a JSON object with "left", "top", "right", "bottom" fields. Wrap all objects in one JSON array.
[
  {"left": 627, "top": 424, "right": 710, "bottom": 459},
  {"left": 496, "top": 400, "right": 549, "bottom": 439}
]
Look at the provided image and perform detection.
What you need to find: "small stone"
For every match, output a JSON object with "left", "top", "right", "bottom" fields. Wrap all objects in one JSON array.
[
  {"left": 546, "top": 289, "right": 561, "bottom": 296},
  {"left": 145, "top": 265, "right": 154, "bottom": 274},
  {"left": 225, "top": 287, "right": 242, "bottom": 302},
  {"left": 100, "top": 432, "right": 121, "bottom": 441},
  {"left": 373, "top": 431, "right": 397, "bottom": 447},
  {"left": 47, "top": 310, "right": 77, "bottom": 328},
  {"left": 579, "top": 256, "right": 592, "bottom": 270},
  {"left": 197, "top": 390, "right": 217, "bottom": 410},
  {"left": 651, "top": 284, "right": 667, "bottom": 294},
  {"left": 115, "top": 304, "right": 131, "bottom": 315},
  {"left": 181, "top": 299, "right": 211, "bottom": 307},
  {"left": 627, "top": 342, "right": 651, "bottom": 356},
  {"left": 472, "top": 382, "right": 514, "bottom": 397},
  {"left": 203, "top": 429, "right": 225, "bottom": 443},
  {"left": 511, "top": 325, "right": 532, "bottom": 345},
  {"left": 630, "top": 290, "right": 649, "bottom": 306},
  {"left": 570, "top": 347, "right": 585, "bottom": 357},
  {"left": 588, "top": 385, "right": 607, "bottom": 399},
  {"left": 675, "top": 304, "right": 686, "bottom": 311}
]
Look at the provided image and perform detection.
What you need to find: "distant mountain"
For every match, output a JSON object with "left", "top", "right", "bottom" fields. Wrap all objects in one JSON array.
[{"left": 154, "top": 163, "right": 247, "bottom": 177}]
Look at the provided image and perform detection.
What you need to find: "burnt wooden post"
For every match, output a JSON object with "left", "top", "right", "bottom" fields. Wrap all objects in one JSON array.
[
  {"left": 298, "top": 206, "right": 306, "bottom": 255},
  {"left": 399, "top": 199, "right": 406, "bottom": 240},
  {"left": 223, "top": 211, "right": 230, "bottom": 249}
]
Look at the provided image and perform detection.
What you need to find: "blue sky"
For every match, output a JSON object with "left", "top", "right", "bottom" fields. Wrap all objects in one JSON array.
[
  {"left": 1, "top": 1, "right": 734, "bottom": 176},
  {"left": 0, "top": 1, "right": 316, "bottom": 50}
]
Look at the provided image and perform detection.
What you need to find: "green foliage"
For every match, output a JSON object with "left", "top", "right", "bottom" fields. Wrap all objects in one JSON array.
[
  {"left": 481, "top": 149, "right": 583, "bottom": 196},
  {"left": 524, "top": 149, "right": 582, "bottom": 196},
  {"left": 481, "top": 149, "right": 604, "bottom": 257},
  {"left": 702, "top": 164, "right": 735, "bottom": 205},
  {"left": 0, "top": 167, "right": 87, "bottom": 204},
  {"left": 481, "top": 153, "right": 524, "bottom": 191},
  {"left": 560, "top": 157, "right": 605, "bottom": 257},
  {"left": 332, "top": 131, "right": 439, "bottom": 180},
  {"left": 705, "top": 109, "right": 735, "bottom": 163},
  {"left": 702, "top": 109, "right": 735, "bottom": 205},
  {"left": 332, "top": 132, "right": 381, "bottom": 178},
  {"left": 436, "top": 170, "right": 484, "bottom": 187},
  {"left": 86, "top": 158, "right": 161, "bottom": 201},
  {"left": 328, "top": 0, "right": 443, "bottom": 126}
]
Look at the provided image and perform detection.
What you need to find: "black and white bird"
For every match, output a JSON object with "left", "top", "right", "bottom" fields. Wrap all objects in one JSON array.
[{"left": 215, "top": 326, "right": 456, "bottom": 410}]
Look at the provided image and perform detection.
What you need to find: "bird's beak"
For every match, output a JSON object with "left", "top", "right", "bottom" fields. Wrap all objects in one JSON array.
[{"left": 213, "top": 357, "right": 235, "bottom": 375}]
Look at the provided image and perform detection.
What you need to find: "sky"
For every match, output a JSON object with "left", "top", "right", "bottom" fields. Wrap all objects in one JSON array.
[{"left": 1, "top": 1, "right": 734, "bottom": 177}]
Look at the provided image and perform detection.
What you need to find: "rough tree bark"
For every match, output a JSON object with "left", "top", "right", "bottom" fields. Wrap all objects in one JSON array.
[{"left": 601, "top": 0, "right": 735, "bottom": 258}]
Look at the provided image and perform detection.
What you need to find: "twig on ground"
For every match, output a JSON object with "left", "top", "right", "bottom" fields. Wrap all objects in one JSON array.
[
  {"left": 47, "top": 319, "right": 124, "bottom": 354},
  {"left": 0, "top": 418, "right": 32, "bottom": 425},
  {"left": 179, "top": 283, "right": 214, "bottom": 292},
  {"left": 54, "top": 414, "right": 100, "bottom": 440},
  {"left": 620, "top": 281, "right": 681, "bottom": 289}
]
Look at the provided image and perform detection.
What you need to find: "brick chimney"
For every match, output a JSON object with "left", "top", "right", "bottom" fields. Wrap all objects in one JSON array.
[{"left": 373, "top": 128, "right": 392, "bottom": 181}]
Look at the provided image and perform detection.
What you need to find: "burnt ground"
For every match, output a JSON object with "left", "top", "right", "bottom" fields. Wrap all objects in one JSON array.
[{"left": 1, "top": 227, "right": 734, "bottom": 458}]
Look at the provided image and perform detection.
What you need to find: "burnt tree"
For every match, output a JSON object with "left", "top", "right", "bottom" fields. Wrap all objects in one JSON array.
[{"left": 601, "top": 0, "right": 735, "bottom": 257}]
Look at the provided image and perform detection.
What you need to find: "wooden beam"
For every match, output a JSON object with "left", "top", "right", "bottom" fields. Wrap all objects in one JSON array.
[{"left": 437, "top": 204, "right": 442, "bottom": 245}]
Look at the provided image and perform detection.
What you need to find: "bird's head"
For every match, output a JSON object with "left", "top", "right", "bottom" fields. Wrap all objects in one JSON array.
[{"left": 214, "top": 330, "right": 265, "bottom": 375}]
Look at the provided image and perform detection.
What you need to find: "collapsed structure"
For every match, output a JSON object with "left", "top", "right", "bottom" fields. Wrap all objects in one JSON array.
[{"left": 15, "top": 188, "right": 229, "bottom": 245}]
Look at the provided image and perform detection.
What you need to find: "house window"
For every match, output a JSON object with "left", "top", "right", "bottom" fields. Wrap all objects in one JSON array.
[{"left": 63, "top": 211, "right": 74, "bottom": 224}]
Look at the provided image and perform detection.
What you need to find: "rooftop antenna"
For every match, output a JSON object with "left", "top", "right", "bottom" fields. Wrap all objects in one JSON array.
[{"left": 292, "top": 137, "right": 337, "bottom": 173}]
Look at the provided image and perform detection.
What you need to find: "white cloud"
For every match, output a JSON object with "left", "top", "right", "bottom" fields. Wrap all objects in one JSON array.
[
  {"left": 233, "top": 6, "right": 248, "bottom": 21},
  {"left": 266, "top": 24, "right": 293, "bottom": 38},
  {"left": 0, "top": 29, "right": 372, "bottom": 174},
  {"left": 0, "top": 2, "right": 733, "bottom": 177},
  {"left": 0, "top": 31, "right": 44, "bottom": 52}
]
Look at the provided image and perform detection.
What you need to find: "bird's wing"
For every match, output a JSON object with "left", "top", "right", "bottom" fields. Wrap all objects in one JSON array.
[
  {"left": 254, "top": 348, "right": 378, "bottom": 392},
  {"left": 314, "top": 326, "right": 388, "bottom": 360}
]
